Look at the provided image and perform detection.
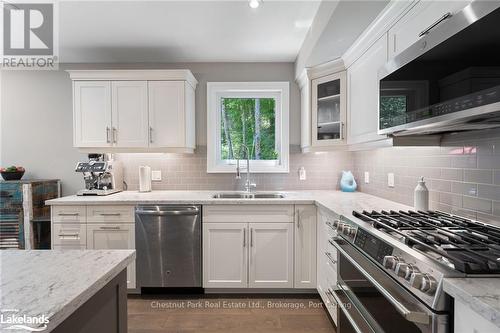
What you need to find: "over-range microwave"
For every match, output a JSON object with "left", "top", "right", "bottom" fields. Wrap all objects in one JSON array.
[{"left": 378, "top": 1, "right": 500, "bottom": 137}]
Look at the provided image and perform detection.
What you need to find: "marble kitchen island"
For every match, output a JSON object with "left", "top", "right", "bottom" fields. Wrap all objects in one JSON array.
[{"left": 0, "top": 249, "right": 135, "bottom": 333}]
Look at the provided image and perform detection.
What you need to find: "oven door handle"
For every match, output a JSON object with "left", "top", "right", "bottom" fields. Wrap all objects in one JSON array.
[
  {"left": 329, "top": 285, "right": 377, "bottom": 333},
  {"left": 331, "top": 237, "right": 431, "bottom": 325}
]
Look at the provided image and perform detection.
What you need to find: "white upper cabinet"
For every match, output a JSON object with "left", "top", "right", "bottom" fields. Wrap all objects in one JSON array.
[
  {"left": 111, "top": 81, "right": 149, "bottom": 147},
  {"left": 73, "top": 81, "right": 112, "bottom": 147},
  {"left": 148, "top": 81, "right": 192, "bottom": 148},
  {"left": 388, "top": 0, "right": 473, "bottom": 59},
  {"left": 347, "top": 34, "right": 388, "bottom": 146},
  {"left": 69, "top": 70, "right": 197, "bottom": 153},
  {"left": 311, "top": 72, "right": 347, "bottom": 148}
]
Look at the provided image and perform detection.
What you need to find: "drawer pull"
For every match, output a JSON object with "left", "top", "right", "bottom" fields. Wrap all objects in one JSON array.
[
  {"left": 325, "top": 251, "right": 337, "bottom": 265},
  {"left": 58, "top": 213, "right": 79, "bottom": 216},
  {"left": 99, "top": 226, "right": 121, "bottom": 230},
  {"left": 58, "top": 234, "right": 80, "bottom": 238},
  {"left": 99, "top": 213, "right": 122, "bottom": 216}
]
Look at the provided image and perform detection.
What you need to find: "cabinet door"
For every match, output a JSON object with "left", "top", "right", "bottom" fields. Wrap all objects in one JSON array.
[
  {"left": 249, "top": 223, "right": 293, "bottom": 288},
  {"left": 311, "top": 71, "right": 347, "bottom": 147},
  {"left": 388, "top": 1, "right": 472, "bottom": 58},
  {"left": 294, "top": 205, "right": 317, "bottom": 288},
  {"left": 347, "top": 35, "right": 388, "bottom": 145},
  {"left": 148, "top": 81, "right": 186, "bottom": 148},
  {"left": 203, "top": 223, "right": 248, "bottom": 288},
  {"left": 73, "top": 81, "right": 112, "bottom": 147},
  {"left": 111, "top": 81, "right": 149, "bottom": 147},
  {"left": 86, "top": 223, "right": 136, "bottom": 289}
]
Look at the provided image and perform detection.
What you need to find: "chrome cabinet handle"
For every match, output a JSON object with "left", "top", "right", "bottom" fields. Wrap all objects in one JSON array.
[
  {"left": 297, "top": 209, "right": 301, "bottom": 229},
  {"left": 106, "top": 127, "right": 111, "bottom": 143},
  {"left": 341, "top": 122, "right": 345, "bottom": 140},
  {"left": 112, "top": 127, "right": 117, "bottom": 143},
  {"left": 250, "top": 228, "right": 254, "bottom": 247},
  {"left": 99, "top": 213, "right": 121, "bottom": 216},
  {"left": 243, "top": 228, "right": 246, "bottom": 247},
  {"left": 149, "top": 126, "right": 153, "bottom": 143},
  {"left": 325, "top": 251, "right": 337, "bottom": 264},
  {"left": 99, "top": 226, "right": 121, "bottom": 230},
  {"left": 58, "top": 233, "right": 80, "bottom": 238},
  {"left": 58, "top": 213, "right": 79, "bottom": 216},
  {"left": 419, "top": 12, "right": 452, "bottom": 37}
]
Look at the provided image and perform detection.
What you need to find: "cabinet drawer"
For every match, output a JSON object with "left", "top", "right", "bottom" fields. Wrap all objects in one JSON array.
[
  {"left": 87, "top": 205, "right": 135, "bottom": 223},
  {"left": 52, "top": 223, "right": 86, "bottom": 247},
  {"left": 52, "top": 206, "right": 86, "bottom": 223},
  {"left": 203, "top": 205, "right": 294, "bottom": 223}
]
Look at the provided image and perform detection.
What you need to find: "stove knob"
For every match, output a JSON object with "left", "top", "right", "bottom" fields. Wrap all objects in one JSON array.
[
  {"left": 332, "top": 220, "right": 340, "bottom": 228},
  {"left": 420, "top": 274, "right": 437, "bottom": 295},
  {"left": 410, "top": 272, "right": 424, "bottom": 289},
  {"left": 395, "top": 263, "right": 409, "bottom": 277},
  {"left": 348, "top": 227, "right": 357, "bottom": 238},
  {"left": 337, "top": 223, "right": 345, "bottom": 232},
  {"left": 342, "top": 225, "right": 352, "bottom": 236},
  {"left": 404, "top": 265, "right": 420, "bottom": 280},
  {"left": 383, "top": 256, "right": 401, "bottom": 270}
]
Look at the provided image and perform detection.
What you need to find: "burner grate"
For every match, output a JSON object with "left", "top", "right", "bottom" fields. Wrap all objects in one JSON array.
[{"left": 353, "top": 210, "right": 500, "bottom": 274}]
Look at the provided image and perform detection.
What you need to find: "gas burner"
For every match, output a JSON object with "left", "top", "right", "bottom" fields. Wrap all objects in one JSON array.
[{"left": 353, "top": 210, "right": 500, "bottom": 274}]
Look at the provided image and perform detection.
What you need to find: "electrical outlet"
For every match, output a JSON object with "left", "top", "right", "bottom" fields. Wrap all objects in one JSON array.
[
  {"left": 387, "top": 173, "right": 395, "bottom": 187},
  {"left": 299, "top": 167, "right": 306, "bottom": 181},
  {"left": 151, "top": 170, "right": 162, "bottom": 181},
  {"left": 364, "top": 171, "right": 370, "bottom": 184}
]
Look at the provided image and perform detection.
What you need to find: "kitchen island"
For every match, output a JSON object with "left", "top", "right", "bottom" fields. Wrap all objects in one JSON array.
[{"left": 0, "top": 249, "right": 135, "bottom": 332}]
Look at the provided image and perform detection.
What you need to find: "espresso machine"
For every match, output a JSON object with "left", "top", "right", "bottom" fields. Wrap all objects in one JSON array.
[{"left": 75, "top": 154, "right": 124, "bottom": 196}]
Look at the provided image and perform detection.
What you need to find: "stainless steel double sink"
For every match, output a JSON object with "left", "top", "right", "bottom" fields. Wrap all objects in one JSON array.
[{"left": 212, "top": 192, "right": 285, "bottom": 199}]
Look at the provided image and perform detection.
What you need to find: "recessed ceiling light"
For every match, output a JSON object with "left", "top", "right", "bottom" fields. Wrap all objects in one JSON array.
[{"left": 249, "top": 0, "right": 260, "bottom": 9}]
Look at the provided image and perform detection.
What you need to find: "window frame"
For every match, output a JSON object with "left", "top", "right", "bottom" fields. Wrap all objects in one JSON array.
[{"left": 207, "top": 82, "right": 290, "bottom": 173}]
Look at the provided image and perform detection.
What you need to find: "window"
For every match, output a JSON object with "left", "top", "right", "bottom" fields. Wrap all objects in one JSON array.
[{"left": 207, "top": 82, "right": 289, "bottom": 173}]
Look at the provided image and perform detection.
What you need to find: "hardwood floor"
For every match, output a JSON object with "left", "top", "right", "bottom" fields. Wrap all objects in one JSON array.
[{"left": 128, "top": 295, "right": 336, "bottom": 333}]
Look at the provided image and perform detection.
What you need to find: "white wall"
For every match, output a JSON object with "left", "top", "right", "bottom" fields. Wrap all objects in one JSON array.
[{"left": 0, "top": 62, "right": 301, "bottom": 195}]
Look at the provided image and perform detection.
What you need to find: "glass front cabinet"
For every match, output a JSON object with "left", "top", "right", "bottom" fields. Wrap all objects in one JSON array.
[{"left": 311, "top": 71, "right": 347, "bottom": 147}]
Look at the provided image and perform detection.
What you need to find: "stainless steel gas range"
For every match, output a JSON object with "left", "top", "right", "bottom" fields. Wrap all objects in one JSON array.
[{"left": 327, "top": 210, "right": 500, "bottom": 333}]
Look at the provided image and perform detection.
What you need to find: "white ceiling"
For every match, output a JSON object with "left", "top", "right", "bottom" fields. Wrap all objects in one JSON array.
[{"left": 59, "top": 0, "right": 322, "bottom": 63}]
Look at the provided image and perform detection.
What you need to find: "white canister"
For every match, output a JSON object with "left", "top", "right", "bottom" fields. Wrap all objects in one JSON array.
[
  {"left": 139, "top": 166, "right": 152, "bottom": 192},
  {"left": 414, "top": 176, "right": 429, "bottom": 211}
]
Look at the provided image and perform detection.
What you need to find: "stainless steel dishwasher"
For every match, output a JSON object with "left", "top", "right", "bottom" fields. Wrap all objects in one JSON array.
[{"left": 135, "top": 205, "right": 201, "bottom": 289}]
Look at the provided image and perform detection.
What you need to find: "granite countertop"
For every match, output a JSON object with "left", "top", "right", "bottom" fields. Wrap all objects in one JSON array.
[
  {"left": 0, "top": 250, "right": 135, "bottom": 332},
  {"left": 45, "top": 190, "right": 412, "bottom": 213},
  {"left": 443, "top": 278, "right": 500, "bottom": 328}
]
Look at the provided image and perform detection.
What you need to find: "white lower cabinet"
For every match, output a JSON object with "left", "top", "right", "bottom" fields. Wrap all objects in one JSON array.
[
  {"left": 86, "top": 223, "right": 136, "bottom": 289},
  {"left": 454, "top": 299, "right": 499, "bottom": 333},
  {"left": 294, "top": 205, "right": 317, "bottom": 288},
  {"left": 203, "top": 222, "right": 294, "bottom": 289},
  {"left": 248, "top": 223, "right": 294, "bottom": 288},
  {"left": 203, "top": 223, "right": 248, "bottom": 288},
  {"left": 317, "top": 207, "right": 340, "bottom": 325}
]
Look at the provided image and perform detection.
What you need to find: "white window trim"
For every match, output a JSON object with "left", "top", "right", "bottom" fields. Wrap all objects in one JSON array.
[{"left": 207, "top": 82, "right": 290, "bottom": 173}]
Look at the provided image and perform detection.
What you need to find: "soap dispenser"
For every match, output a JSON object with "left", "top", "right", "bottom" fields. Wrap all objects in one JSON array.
[{"left": 414, "top": 177, "right": 429, "bottom": 211}]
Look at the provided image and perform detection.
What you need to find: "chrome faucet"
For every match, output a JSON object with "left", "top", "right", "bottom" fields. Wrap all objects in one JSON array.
[{"left": 235, "top": 145, "right": 256, "bottom": 193}]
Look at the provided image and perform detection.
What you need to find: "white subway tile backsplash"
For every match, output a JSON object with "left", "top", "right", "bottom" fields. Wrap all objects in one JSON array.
[
  {"left": 477, "top": 185, "right": 500, "bottom": 201},
  {"left": 462, "top": 196, "right": 492, "bottom": 214},
  {"left": 463, "top": 169, "right": 493, "bottom": 184}
]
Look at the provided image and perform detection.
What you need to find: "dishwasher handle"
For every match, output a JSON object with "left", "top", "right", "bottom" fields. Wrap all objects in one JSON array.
[{"left": 136, "top": 207, "right": 200, "bottom": 216}]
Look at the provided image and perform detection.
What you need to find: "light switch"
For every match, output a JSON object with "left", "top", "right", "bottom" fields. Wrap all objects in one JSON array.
[
  {"left": 364, "top": 171, "right": 370, "bottom": 184},
  {"left": 151, "top": 170, "right": 162, "bottom": 181},
  {"left": 388, "top": 173, "right": 395, "bottom": 187}
]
